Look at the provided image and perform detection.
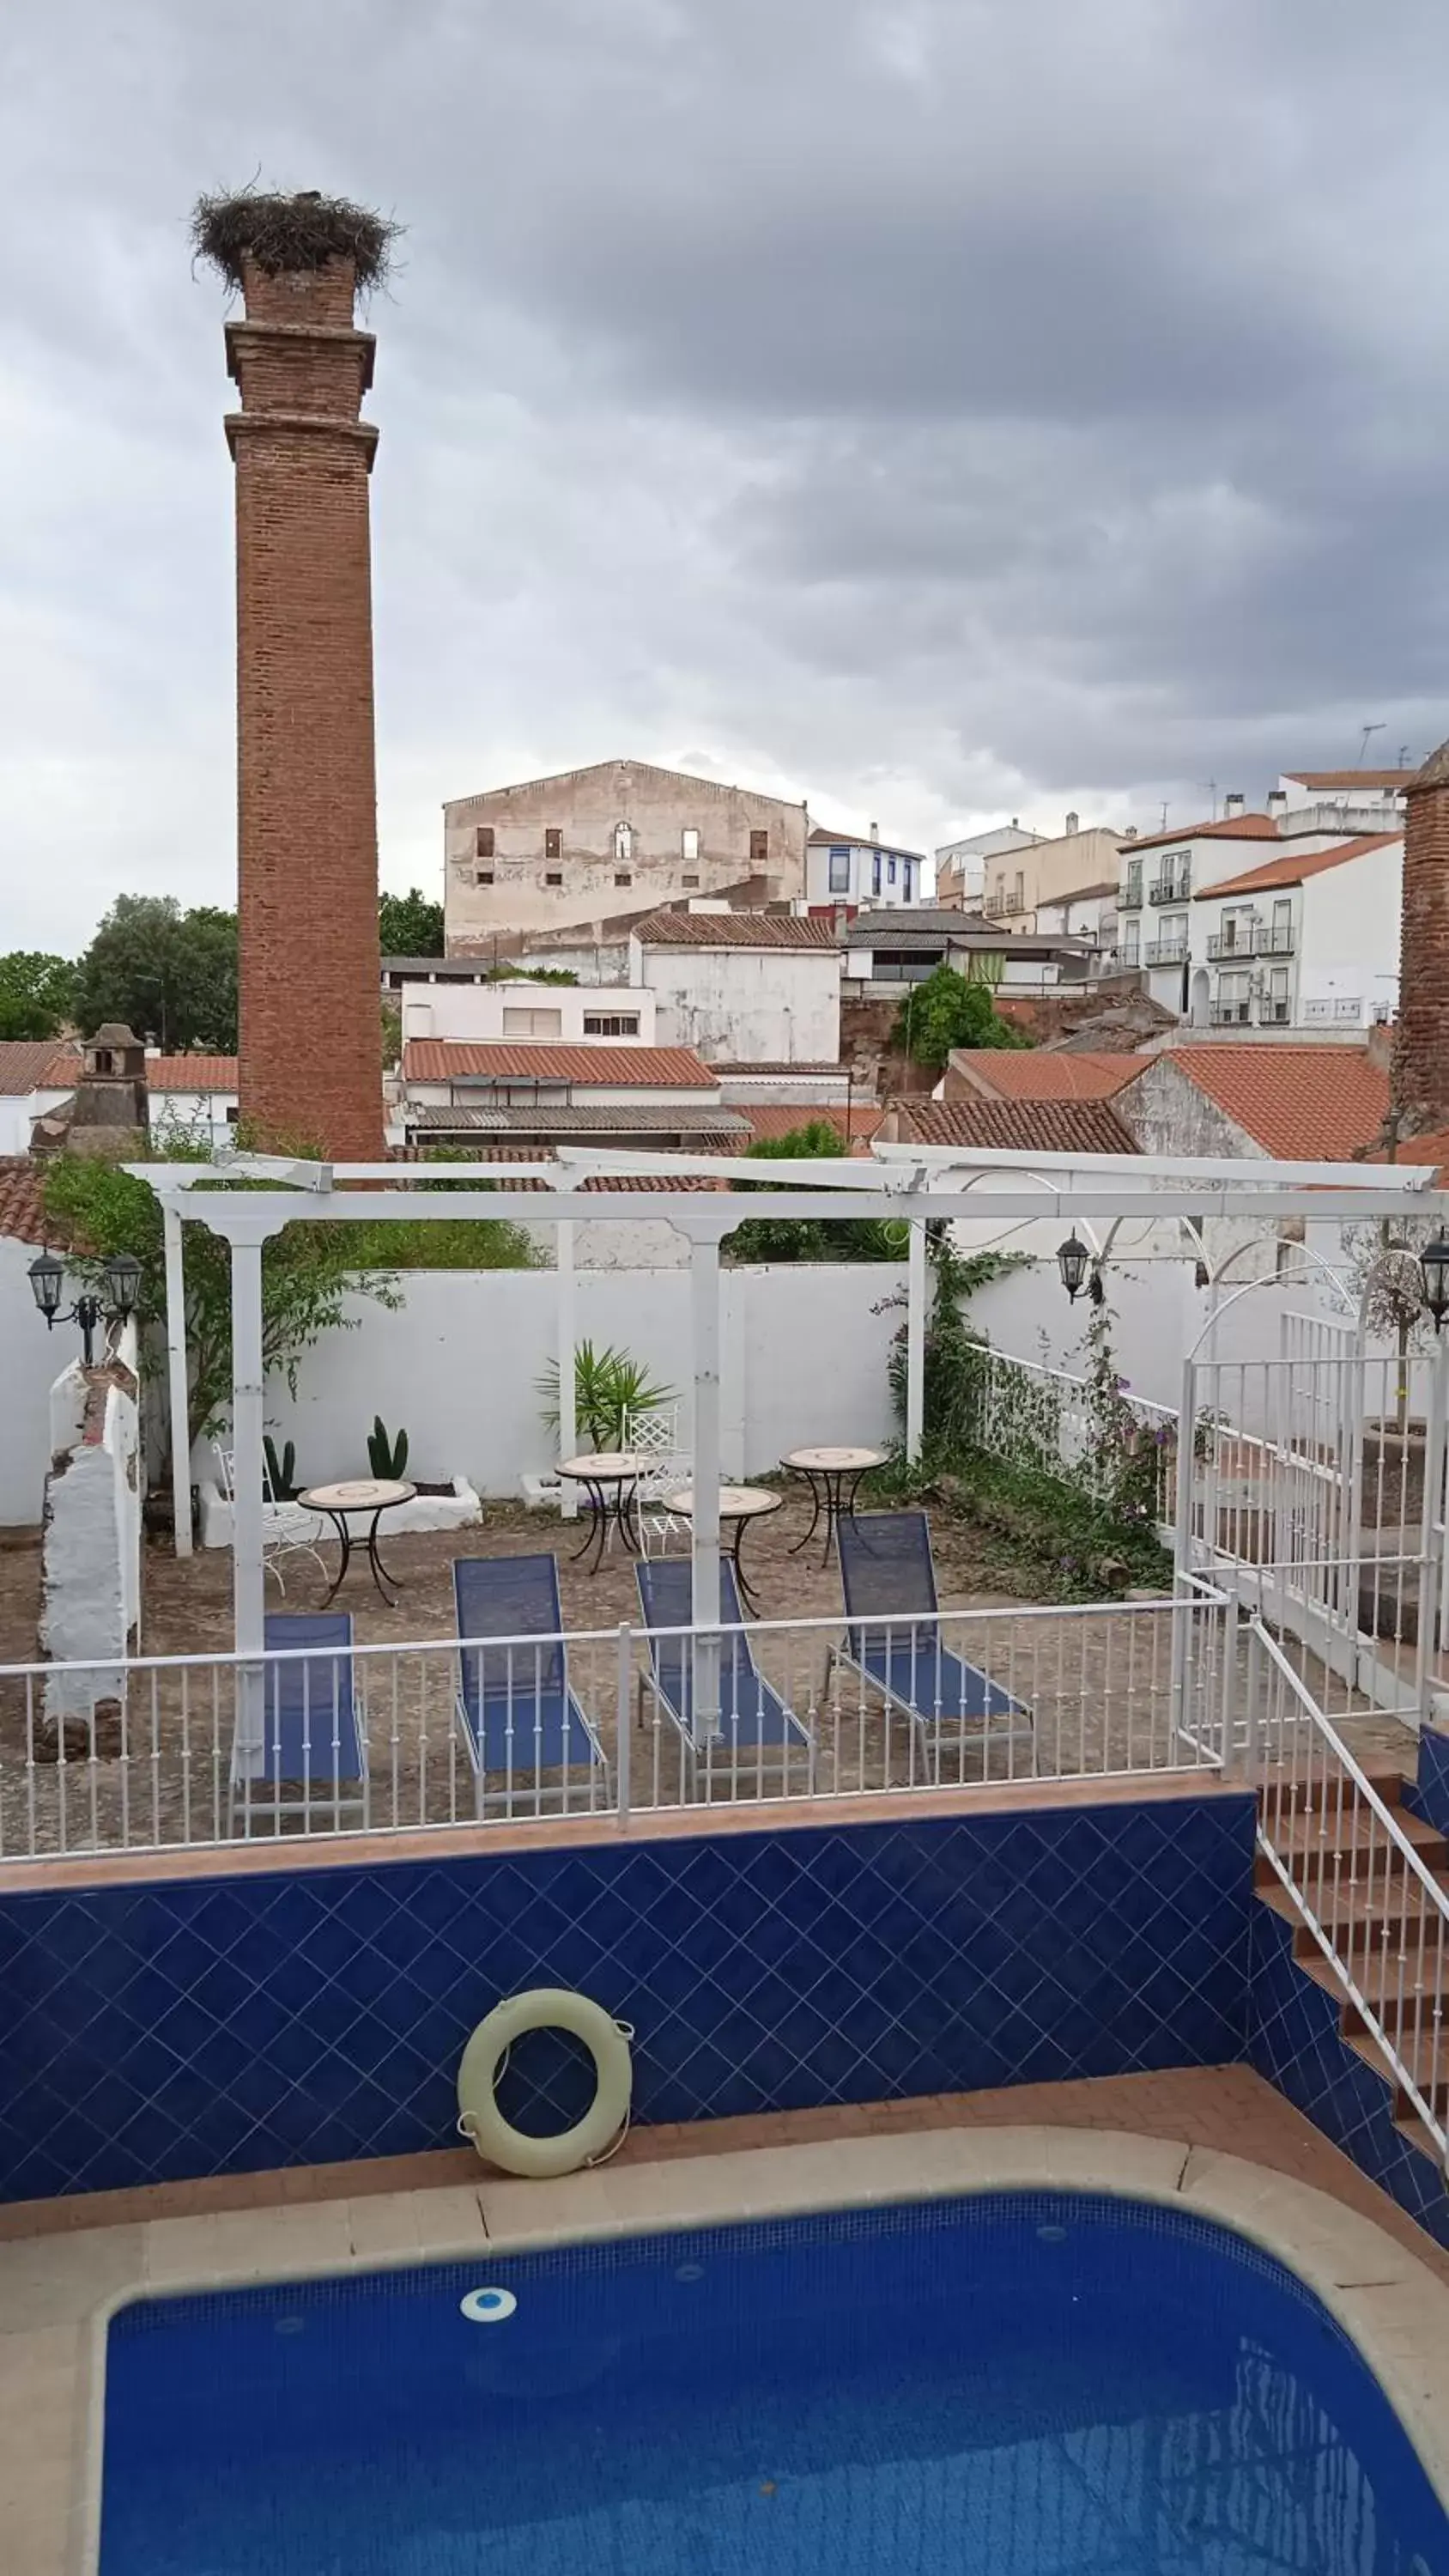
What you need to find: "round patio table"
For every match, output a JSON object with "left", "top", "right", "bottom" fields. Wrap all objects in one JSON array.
[
  {"left": 663, "top": 1485, "right": 783, "bottom": 1618},
  {"left": 556, "top": 1452, "right": 642, "bottom": 1575},
  {"left": 780, "top": 1445, "right": 887, "bottom": 1567},
  {"left": 299, "top": 1479, "right": 415, "bottom": 1607}
]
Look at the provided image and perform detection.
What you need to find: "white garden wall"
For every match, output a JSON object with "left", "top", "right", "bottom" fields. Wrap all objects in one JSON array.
[
  {"left": 240, "top": 1263, "right": 909, "bottom": 1500},
  {"left": 0, "top": 1235, "right": 64, "bottom": 1526}
]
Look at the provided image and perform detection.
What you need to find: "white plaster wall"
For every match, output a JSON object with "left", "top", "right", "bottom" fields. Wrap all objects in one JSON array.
[
  {"left": 521, "top": 1218, "right": 692, "bottom": 1271},
  {"left": 0, "top": 1235, "right": 64, "bottom": 1524},
  {"left": 1297, "top": 841, "right": 1402, "bottom": 1024},
  {"left": 252, "top": 1263, "right": 908, "bottom": 1498},
  {"left": 148, "top": 1093, "right": 237, "bottom": 1148},
  {"left": 635, "top": 947, "right": 840, "bottom": 1065},
  {"left": 39, "top": 1339, "right": 141, "bottom": 1709},
  {"left": 0, "top": 1090, "right": 74, "bottom": 1155},
  {"left": 398, "top": 982, "right": 657, "bottom": 1045}
]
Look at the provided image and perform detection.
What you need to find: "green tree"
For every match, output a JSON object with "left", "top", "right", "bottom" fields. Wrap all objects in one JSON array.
[
  {"left": 74, "top": 896, "right": 238, "bottom": 1052},
  {"left": 379, "top": 888, "right": 445, "bottom": 957},
  {"left": 891, "top": 966, "right": 1031, "bottom": 1070},
  {"left": 724, "top": 1121, "right": 906, "bottom": 1264},
  {"left": 0, "top": 951, "right": 76, "bottom": 1041}
]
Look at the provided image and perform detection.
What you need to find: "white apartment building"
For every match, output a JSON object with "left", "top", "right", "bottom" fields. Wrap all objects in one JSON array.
[
  {"left": 803, "top": 825, "right": 926, "bottom": 910},
  {"left": 978, "top": 817, "right": 1125, "bottom": 930},
  {"left": 935, "top": 821, "right": 1041, "bottom": 908},
  {"left": 1187, "top": 833, "right": 1402, "bottom": 1031}
]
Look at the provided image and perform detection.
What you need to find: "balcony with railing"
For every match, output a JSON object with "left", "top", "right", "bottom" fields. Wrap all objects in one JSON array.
[
  {"left": 1257, "top": 999, "right": 1292, "bottom": 1024},
  {"left": 1143, "top": 936, "right": 1188, "bottom": 966},
  {"left": 1119, "top": 869, "right": 1143, "bottom": 910},
  {"left": 1210, "top": 999, "right": 1253, "bottom": 1025},
  {"left": 1148, "top": 870, "right": 1191, "bottom": 905}
]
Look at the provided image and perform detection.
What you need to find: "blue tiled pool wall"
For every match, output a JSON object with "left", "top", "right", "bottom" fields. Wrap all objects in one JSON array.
[
  {"left": 1406, "top": 1722, "right": 1449, "bottom": 1837},
  {"left": 0, "top": 1795, "right": 1253, "bottom": 2202},
  {"left": 1246, "top": 1899, "right": 1449, "bottom": 2254}
]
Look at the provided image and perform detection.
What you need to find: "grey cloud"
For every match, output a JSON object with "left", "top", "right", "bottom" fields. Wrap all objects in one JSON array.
[{"left": 2, "top": 0, "right": 1449, "bottom": 951}]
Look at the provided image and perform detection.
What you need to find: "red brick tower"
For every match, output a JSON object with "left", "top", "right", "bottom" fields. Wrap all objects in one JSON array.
[
  {"left": 199, "top": 191, "right": 392, "bottom": 1158},
  {"left": 1395, "top": 738, "right": 1449, "bottom": 1136}
]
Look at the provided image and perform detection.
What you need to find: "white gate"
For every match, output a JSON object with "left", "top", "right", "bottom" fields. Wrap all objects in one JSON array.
[{"left": 1179, "top": 1315, "right": 1447, "bottom": 1723}]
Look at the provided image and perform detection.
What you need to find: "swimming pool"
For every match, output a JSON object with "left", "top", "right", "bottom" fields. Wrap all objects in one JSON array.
[{"left": 100, "top": 2190, "right": 1448, "bottom": 2574}]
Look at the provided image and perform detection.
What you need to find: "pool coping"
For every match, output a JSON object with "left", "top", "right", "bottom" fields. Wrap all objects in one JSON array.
[{"left": 3, "top": 2124, "right": 1444, "bottom": 2573}]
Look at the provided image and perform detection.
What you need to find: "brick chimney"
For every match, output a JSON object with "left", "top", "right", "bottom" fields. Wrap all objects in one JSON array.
[
  {"left": 1393, "top": 736, "right": 1449, "bottom": 1134},
  {"left": 211, "top": 194, "right": 387, "bottom": 1157}
]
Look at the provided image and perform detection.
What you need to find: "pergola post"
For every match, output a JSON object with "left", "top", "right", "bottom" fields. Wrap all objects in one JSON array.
[
  {"left": 230, "top": 1227, "right": 270, "bottom": 1662},
  {"left": 162, "top": 1198, "right": 193, "bottom": 1558},
  {"left": 906, "top": 1218, "right": 927, "bottom": 1463},
  {"left": 555, "top": 1214, "right": 579, "bottom": 1518}
]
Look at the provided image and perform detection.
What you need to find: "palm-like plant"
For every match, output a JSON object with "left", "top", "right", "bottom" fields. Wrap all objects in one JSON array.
[{"left": 537, "top": 1343, "right": 676, "bottom": 1453}]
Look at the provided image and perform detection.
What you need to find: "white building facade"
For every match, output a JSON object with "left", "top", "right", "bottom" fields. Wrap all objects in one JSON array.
[
  {"left": 628, "top": 913, "right": 841, "bottom": 1065},
  {"left": 804, "top": 827, "right": 926, "bottom": 910},
  {"left": 398, "top": 981, "right": 658, "bottom": 1049},
  {"left": 1188, "top": 835, "right": 1402, "bottom": 1032}
]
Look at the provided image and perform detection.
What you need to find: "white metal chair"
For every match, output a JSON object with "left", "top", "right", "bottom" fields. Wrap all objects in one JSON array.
[
  {"left": 215, "top": 1445, "right": 330, "bottom": 1597},
  {"left": 623, "top": 1406, "right": 691, "bottom": 1557}
]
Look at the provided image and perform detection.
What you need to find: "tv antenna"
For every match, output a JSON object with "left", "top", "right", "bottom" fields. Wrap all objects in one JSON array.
[{"left": 1356, "top": 721, "right": 1385, "bottom": 767}]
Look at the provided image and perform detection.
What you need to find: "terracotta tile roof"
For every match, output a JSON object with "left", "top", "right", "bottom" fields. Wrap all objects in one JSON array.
[
  {"left": 397, "top": 1143, "right": 729, "bottom": 1193},
  {"left": 899, "top": 1098, "right": 1138, "bottom": 1157},
  {"left": 1119, "top": 814, "right": 1280, "bottom": 854},
  {"left": 1193, "top": 834, "right": 1400, "bottom": 902},
  {"left": 946, "top": 1048, "right": 1143, "bottom": 1101},
  {"left": 1282, "top": 769, "right": 1414, "bottom": 793},
  {"left": 146, "top": 1054, "right": 239, "bottom": 1091},
  {"left": 807, "top": 826, "right": 928, "bottom": 859},
  {"left": 402, "top": 1042, "right": 716, "bottom": 1087},
  {"left": 631, "top": 909, "right": 838, "bottom": 949},
  {"left": 0, "top": 1040, "right": 79, "bottom": 1097},
  {"left": 1135, "top": 1045, "right": 1390, "bottom": 1161},
  {"left": 0, "top": 1157, "right": 54, "bottom": 1245},
  {"left": 739, "top": 1103, "right": 887, "bottom": 1145},
  {"left": 1367, "top": 1126, "right": 1449, "bottom": 1182}
]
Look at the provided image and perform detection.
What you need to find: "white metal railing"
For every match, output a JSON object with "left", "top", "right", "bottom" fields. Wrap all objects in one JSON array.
[
  {"left": 1249, "top": 1615, "right": 1449, "bottom": 2168},
  {"left": 970, "top": 1349, "right": 1179, "bottom": 1526},
  {"left": 0, "top": 1591, "right": 1230, "bottom": 1862}
]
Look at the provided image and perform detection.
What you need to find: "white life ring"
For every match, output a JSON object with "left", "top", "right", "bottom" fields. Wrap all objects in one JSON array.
[{"left": 457, "top": 1989, "right": 633, "bottom": 2179}]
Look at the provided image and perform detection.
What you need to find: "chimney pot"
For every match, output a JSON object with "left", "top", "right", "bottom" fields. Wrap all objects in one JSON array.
[
  {"left": 1064, "top": 811, "right": 1080, "bottom": 836},
  {"left": 1223, "top": 792, "right": 1246, "bottom": 817}
]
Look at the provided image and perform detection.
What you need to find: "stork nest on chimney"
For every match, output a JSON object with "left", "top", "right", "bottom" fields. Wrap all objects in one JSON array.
[{"left": 191, "top": 187, "right": 400, "bottom": 291}]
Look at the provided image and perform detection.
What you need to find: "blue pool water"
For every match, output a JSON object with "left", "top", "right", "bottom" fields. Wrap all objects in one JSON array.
[{"left": 100, "top": 2192, "right": 1448, "bottom": 2574}]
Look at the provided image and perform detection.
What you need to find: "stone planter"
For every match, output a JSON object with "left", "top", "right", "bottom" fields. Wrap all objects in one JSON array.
[{"left": 197, "top": 1473, "right": 482, "bottom": 1548}]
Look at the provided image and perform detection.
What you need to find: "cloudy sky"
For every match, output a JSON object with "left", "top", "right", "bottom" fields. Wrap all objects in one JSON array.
[{"left": 3, "top": 0, "right": 1447, "bottom": 953}]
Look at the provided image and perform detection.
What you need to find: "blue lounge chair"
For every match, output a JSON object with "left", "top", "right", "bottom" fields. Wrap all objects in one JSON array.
[
  {"left": 452, "top": 1554, "right": 606, "bottom": 1808},
  {"left": 230, "top": 1611, "right": 368, "bottom": 1833},
  {"left": 635, "top": 1558, "right": 814, "bottom": 1780},
  {"left": 835, "top": 1512, "right": 1032, "bottom": 1765}
]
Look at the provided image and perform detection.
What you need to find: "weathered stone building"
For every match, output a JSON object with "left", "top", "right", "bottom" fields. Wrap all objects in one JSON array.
[{"left": 443, "top": 759, "right": 809, "bottom": 953}]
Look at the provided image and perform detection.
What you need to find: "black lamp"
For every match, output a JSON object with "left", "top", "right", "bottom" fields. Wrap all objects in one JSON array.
[
  {"left": 1420, "top": 1236, "right": 1449, "bottom": 1333},
  {"left": 1057, "top": 1232, "right": 1092, "bottom": 1303},
  {"left": 27, "top": 1248, "right": 141, "bottom": 1368}
]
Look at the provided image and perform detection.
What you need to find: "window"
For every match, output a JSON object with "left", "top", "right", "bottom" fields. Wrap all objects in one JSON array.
[
  {"left": 749, "top": 829, "right": 768, "bottom": 865},
  {"left": 614, "top": 821, "right": 634, "bottom": 864},
  {"left": 902, "top": 866, "right": 912, "bottom": 903},
  {"left": 584, "top": 1013, "right": 640, "bottom": 1038},
  {"left": 544, "top": 871, "right": 563, "bottom": 886},
  {"left": 872, "top": 853, "right": 882, "bottom": 896},
  {"left": 475, "top": 826, "right": 494, "bottom": 859},
  {"left": 475, "top": 869, "right": 494, "bottom": 886},
  {"left": 1012, "top": 871, "right": 1025, "bottom": 910},
  {"left": 828, "top": 847, "right": 852, "bottom": 894},
  {"left": 545, "top": 827, "right": 561, "bottom": 860},
  {"left": 615, "top": 872, "right": 633, "bottom": 888},
  {"left": 501, "top": 1006, "right": 563, "bottom": 1039},
  {"left": 681, "top": 827, "right": 700, "bottom": 863},
  {"left": 1122, "top": 920, "right": 1140, "bottom": 964},
  {"left": 888, "top": 858, "right": 897, "bottom": 885},
  {"left": 681, "top": 873, "right": 700, "bottom": 888}
]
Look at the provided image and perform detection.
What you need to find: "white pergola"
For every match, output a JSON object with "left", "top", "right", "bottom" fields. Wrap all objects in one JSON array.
[{"left": 128, "top": 1145, "right": 1446, "bottom": 1656}]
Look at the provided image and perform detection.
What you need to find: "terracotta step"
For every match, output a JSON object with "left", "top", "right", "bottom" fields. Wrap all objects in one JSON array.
[
  {"left": 1303, "top": 1950, "right": 1449, "bottom": 2036},
  {"left": 1257, "top": 1765, "right": 1409, "bottom": 1820},
  {"left": 1344, "top": 2023, "right": 1449, "bottom": 2119},
  {"left": 1254, "top": 1802, "right": 1448, "bottom": 1887}
]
